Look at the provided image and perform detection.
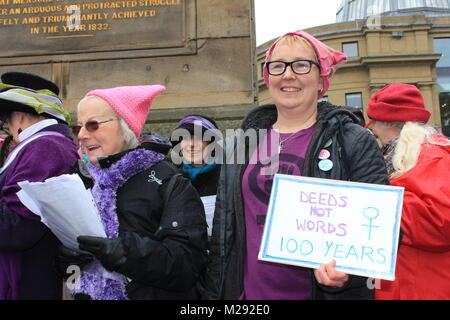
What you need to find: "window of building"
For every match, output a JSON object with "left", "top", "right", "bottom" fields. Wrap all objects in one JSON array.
[
  {"left": 354, "top": 0, "right": 364, "bottom": 19},
  {"left": 336, "top": 1, "right": 344, "bottom": 21},
  {"left": 435, "top": 38, "right": 450, "bottom": 68},
  {"left": 367, "top": 0, "right": 391, "bottom": 15},
  {"left": 342, "top": 42, "right": 359, "bottom": 57},
  {"left": 440, "top": 93, "right": 450, "bottom": 137},
  {"left": 434, "top": 37, "right": 450, "bottom": 135},
  {"left": 398, "top": 0, "right": 424, "bottom": 9},
  {"left": 424, "top": 0, "right": 449, "bottom": 8},
  {"left": 345, "top": 92, "right": 363, "bottom": 109},
  {"left": 348, "top": 0, "right": 357, "bottom": 20}
]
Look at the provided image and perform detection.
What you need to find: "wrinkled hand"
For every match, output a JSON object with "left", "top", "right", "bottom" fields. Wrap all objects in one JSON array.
[
  {"left": 77, "top": 236, "right": 127, "bottom": 272},
  {"left": 314, "top": 260, "right": 349, "bottom": 288},
  {"left": 55, "top": 245, "right": 93, "bottom": 279}
]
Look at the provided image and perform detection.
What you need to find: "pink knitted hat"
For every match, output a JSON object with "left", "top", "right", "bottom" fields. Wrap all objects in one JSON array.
[
  {"left": 263, "top": 30, "right": 347, "bottom": 98},
  {"left": 86, "top": 85, "right": 166, "bottom": 137}
]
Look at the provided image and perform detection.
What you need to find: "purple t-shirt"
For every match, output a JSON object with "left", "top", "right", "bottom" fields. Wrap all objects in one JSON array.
[{"left": 241, "top": 125, "right": 316, "bottom": 300}]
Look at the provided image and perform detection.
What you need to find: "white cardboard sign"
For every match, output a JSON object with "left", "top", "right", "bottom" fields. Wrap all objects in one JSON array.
[{"left": 258, "top": 174, "right": 404, "bottom": 280}]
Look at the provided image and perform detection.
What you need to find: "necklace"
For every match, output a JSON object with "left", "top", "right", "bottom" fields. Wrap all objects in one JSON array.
[{"left": 276, "top": 130, "right": 298, "bottom": 153}]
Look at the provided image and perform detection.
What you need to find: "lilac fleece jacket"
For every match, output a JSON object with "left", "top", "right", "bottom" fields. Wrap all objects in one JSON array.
[{"left": 0, "top": 124, "right": 78, "bottom": 300}]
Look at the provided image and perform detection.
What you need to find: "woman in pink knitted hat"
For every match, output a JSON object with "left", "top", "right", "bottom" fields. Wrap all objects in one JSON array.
[
  {"left": 199, "top": 30, "right": 389, "bottom": 300},
  {"left": 56, "top": 85, "right": 208, "bottom": 300},
  {"left": 366, "top": 83, "right": 450, "bottom": 300}
]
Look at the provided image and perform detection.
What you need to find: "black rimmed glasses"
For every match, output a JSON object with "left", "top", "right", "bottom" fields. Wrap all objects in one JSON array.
[
  {"left": 266, "top": 59, "right": 320, "bottom": 76},
  {"left": 73, "top": 118, "right": 119, "bottom": 136}
]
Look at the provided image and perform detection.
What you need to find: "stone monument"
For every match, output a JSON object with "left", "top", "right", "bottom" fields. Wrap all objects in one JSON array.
[{"left": 0, "top": 0, "right": 257, "bottom": 135}]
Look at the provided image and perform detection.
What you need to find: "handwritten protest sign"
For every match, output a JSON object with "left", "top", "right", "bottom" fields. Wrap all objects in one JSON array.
[{"left": 258, "top": 174, "right": 404, "bottom": 280}]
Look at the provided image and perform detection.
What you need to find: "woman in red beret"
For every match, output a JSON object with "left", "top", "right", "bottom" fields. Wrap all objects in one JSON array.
[{"left": 366, "top": 83, "right": 450, "bottom": 300}]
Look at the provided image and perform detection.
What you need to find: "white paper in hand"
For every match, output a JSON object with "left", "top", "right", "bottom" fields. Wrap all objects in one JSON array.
[
  {"left": 201, "top": 195, "right": 216, "bottom": 237},
  {"left": 17, "top": 173, "right": 106, "bottom": 250}
]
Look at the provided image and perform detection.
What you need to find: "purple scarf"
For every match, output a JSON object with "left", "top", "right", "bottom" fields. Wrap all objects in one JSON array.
[{"left": 71, "top": 148, "right": 165, "bottom": 300}]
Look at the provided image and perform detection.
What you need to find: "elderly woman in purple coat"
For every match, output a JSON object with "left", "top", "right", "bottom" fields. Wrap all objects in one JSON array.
[{"left": 0, "top": 72, "right": 78, "bottom": 299}]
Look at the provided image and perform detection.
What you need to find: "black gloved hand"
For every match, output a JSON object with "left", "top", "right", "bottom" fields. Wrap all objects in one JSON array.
[
  {"left": 55, "top": 245, "right": 94, "bottom": 280},
  {"left": 77, "top": 236, "right": 127, "bottom": 272}
]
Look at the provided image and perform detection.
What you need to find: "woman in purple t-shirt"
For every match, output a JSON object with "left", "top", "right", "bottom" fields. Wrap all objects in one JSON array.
[{"left": 199, "top": 30, "right": 389, "bottom": 300}]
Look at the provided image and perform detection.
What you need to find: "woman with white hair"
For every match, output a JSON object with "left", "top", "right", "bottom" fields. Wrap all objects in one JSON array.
[
  {"left": 366, "top": 83, "right": 450, "bottom": 300},
  {"left": 58, "top": 85, "right": 208, "bottom": 300}
]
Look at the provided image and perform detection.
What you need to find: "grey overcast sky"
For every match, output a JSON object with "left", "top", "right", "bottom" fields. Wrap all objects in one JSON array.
[{"left": 255, "top": 0, "right": 343, "bottom": 45}]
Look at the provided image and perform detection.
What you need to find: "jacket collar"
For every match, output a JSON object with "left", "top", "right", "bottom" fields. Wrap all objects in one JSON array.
[
  {"left": 18, "top": 119, "right": 58, "bottom": 141},
  {"left": 240, "top": 102, "right": 359, "bottom": 131},
  {"left": 37, "top": 122, "right": 74, "bottom": 140},
  {"left": 97, "top": 149, "right": 130, "bottom": 168},
  {"left": 97, "top": 144, "right": 166, "bottom": 169}
]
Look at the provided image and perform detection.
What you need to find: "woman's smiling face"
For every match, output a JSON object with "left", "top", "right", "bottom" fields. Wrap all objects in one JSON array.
[
  {"left": 180, "top": 137, "right": 209, "bottom": 167},
  {"left": 267, "top": 39, "right": 323, "bottom": 113},
  {"left": 77, "top": 96, "right": 126, "bottom": 166}
]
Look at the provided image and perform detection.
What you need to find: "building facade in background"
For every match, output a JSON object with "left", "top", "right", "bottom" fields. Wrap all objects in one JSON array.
[
  {"left": 2, "top": 1, "right": 449, "bottom": 136},
  {"left": 257, "top": 0, "right": 450, "bottom": 136},
  {"left": 0, "top": 0, "right": 257, "bottom": 136}
]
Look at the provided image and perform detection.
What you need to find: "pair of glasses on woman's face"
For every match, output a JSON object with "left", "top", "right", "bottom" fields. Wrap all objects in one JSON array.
[
  {"left": 266, "top": 59, "right": 320, "bottom": 76},
  {"left": 72, "top": 118, "right": 118, "bottom": 136}
]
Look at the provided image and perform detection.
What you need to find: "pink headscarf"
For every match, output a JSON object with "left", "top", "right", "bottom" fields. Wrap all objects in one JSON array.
[{"left": 263, "top": 30, "right": 347, "bottom": 98}]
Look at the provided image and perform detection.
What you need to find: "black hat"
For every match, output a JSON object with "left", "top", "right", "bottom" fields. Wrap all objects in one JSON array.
[
  {"left": 0, "top": 71, "right": 70, "bottom": 123},
  {"left": 139, "top": 131, "right": 172, "bottom": 156},
  {"left": 1, "top": 71, "right": 59, "bottom": 95}
]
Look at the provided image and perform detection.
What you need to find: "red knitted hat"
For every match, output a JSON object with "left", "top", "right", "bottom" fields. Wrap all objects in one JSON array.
[
  {"left": 367, "top": 83, "right": 431, "bottom": 125},
  {"left": 86, "top": 85, "right": 166, "bottom": 137}
]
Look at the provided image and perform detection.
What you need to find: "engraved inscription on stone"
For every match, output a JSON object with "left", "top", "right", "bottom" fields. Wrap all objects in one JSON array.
[{"left": 0, "top": 0, "right": 185, "bottom": 56}]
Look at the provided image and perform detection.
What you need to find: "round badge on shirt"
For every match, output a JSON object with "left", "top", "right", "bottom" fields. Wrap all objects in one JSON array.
[
  {"left": 323, "top": 138, "right": 333, "bottom": 148},
  {"left": 318, "top": 149, "right": 331, "bottom": 160},
  {"left": 318, "top": 159, "right": 333, "bottom": 171}
]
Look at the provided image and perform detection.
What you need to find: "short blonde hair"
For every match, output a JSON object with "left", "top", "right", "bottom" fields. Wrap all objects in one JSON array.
[{"left": 268, "top": 35, "right": 318, "bottom": 62}]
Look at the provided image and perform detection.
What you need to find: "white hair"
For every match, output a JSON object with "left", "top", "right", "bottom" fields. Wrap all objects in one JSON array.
[
  {"left": 77, "top": 95, "right": 139, "bottom": 150},
  {"left": 391, "top": 122, "right": 450, "bottom": 179},
  {"left": 118, "top": 118, "right": 139, "bottom": 149}
]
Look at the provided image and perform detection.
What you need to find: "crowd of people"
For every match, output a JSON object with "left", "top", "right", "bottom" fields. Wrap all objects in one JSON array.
[{"left": 0, "top": 29, "right": 448, "bottom": 301}]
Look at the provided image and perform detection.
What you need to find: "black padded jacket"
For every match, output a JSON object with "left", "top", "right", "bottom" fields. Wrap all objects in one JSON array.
[{"left": 76, "top": 145, "right": 209, "bottom": 300}]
